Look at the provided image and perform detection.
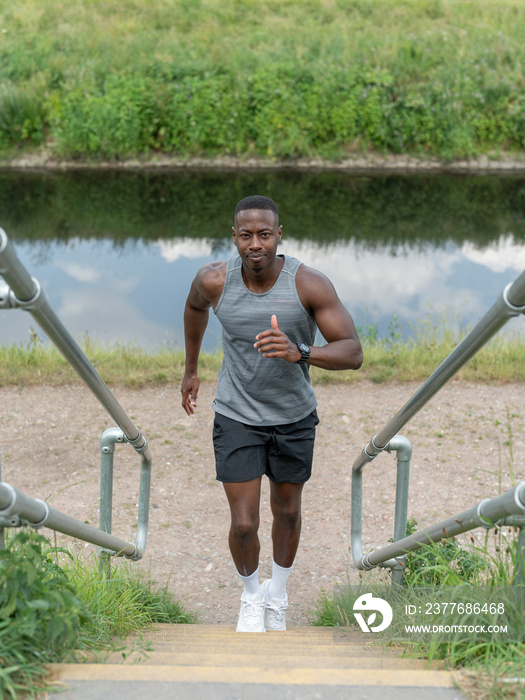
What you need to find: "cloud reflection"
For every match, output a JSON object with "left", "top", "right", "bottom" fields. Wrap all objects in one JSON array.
[
  {"left": 157, "top": 239, "right": 214, "bottom": 263},
  {"left": 280, "top": 238, "right": 481, "bottom": 323},
  {"left": 2, "top": 234, "right": 523, "bottom": 349},
  {"left": 462, "top": 236, "right": 525, "bottom": 273},
  {"left": 56, "top": 287, "right": 176, "bottom": 349},
  {"left": 55, "top": 260, "right": 102, "bottom": 283}
]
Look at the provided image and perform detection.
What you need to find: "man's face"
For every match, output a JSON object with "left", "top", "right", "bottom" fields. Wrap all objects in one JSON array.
[{"left": 232, "top": 208, "right": 282, "bottom": 272}]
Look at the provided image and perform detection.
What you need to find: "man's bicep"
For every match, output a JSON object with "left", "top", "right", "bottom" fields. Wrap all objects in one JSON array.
[
  {"left": 315, "top": 297, "right": 359, "bottom": 343},
  {"left": 187, "top": 269, "right": 215, "bottom": 311},
  {"left": 187, "top": 282, "right": 211, "bottom": 311},
  {"left": 302, "top": 272, "right": 357, "bottom": 341}
]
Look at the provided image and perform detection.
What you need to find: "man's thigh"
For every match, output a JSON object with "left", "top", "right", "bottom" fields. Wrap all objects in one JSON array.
[
  {"left": 267, "top": 410, "right": 318, "bottom": 484},
  {"left": 213, "top": 412, "right": 269, "bottom": 483}
]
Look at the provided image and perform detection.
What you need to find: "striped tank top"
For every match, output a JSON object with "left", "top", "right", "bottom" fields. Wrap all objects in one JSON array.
[{"left": 212, "top": 254, "right": 317, "bottom": 426}]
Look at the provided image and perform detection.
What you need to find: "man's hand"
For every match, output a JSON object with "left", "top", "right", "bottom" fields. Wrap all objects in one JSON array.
[
  {"left": 181, "top": 372, "right": 200, "bottom": 415},
  {"left": 253, "top": 315, "right": 302, "bottom": 363}
]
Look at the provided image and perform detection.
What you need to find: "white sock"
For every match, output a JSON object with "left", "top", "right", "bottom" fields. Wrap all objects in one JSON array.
[
  {"left": 269, "top": 561, "right": 292, "bottom": 600},
  {"left": 238, "top": 567, "right": 263, "bottom": 598}
]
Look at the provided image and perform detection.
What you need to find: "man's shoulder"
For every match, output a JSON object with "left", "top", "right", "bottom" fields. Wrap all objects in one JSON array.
[
  {"left": 295, "top": 262, "right": 338, "bottom": 310},
  {"left": 196, "top": 259, "right": 228, "bottom": 283},
  {"left": 295, "top": 262, "right": 331, "bottom": 286}
]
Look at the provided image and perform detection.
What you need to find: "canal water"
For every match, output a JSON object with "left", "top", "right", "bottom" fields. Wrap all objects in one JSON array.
[{"left": 1, "top": 170, "right": 524, "bottom": 350}]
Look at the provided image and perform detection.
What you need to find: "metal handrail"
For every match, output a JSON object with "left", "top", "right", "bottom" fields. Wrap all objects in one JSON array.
[
  {"left": 355, "top": 482, "right": 525, "bottom": 572},
  {"left": 0, "top": 227, "right": 151, "bottom": 559},
  {"left": 351, "top": 269, "right": 525, "bottom": 573},
  {"left": 0, "top": 227, "right": 150, "bottom": 455},
  {"left": 0, "top": 481, "right": 141, "bottom": 559}
]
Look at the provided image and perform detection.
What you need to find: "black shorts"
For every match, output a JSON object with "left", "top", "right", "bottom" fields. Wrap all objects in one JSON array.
[{"left": 213, "top": 410, "right": 319, "bottom": 484}]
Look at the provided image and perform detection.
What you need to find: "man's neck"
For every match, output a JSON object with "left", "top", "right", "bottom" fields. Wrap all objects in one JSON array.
[{"left": 241, "top": 255, "right": 284, "bottom": 293}]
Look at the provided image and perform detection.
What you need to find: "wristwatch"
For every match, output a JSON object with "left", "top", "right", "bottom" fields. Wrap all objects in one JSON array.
[{"left": 296, "top": 342, "right": 311, "bottom": 364}]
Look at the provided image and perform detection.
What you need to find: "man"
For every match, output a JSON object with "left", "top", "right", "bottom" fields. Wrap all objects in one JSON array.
[{"left": 181, "top": 195, "right": 362, "bottom": 632}]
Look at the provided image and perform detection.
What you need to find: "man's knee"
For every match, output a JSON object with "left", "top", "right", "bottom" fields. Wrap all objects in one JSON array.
[
  {"left": 231, "top": 515, "right": 259, "bottom": 541},
  {"left": 273, "top": 505, "right": 301, "bottom": 530}
]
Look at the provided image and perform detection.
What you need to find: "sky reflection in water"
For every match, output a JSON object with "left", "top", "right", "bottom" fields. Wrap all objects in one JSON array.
[{"left": 1, "top": 232, "right": 524, "bottom": 351}]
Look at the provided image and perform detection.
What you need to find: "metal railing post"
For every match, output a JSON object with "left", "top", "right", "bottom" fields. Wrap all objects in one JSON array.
[
  {"left": 389, "top": 436, "right": 411, "bottom": 586},
  {"left": 97, "top": 427, "right": 151, "bottom": 571},
  {"left": 518, "top": 528, "right": 525, "bottom": 585},
  {"left": 136, "top": 449, "right": 152, "bottom": 557},
  {"left": 351, "top": 435, "right": 412, "bottom": 582},
  {"left": 99, "top": 428, "right": 124, "bottom": 576}
]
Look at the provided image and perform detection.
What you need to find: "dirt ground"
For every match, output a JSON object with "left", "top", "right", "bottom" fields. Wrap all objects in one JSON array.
[{"left": 1, "top": 380, "right": 523, "bottom": 625}]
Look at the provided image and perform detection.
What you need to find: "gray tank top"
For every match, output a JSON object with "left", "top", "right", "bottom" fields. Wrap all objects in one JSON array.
[{"left": 212, "top": 254, "right": 317, "bottom": 425}]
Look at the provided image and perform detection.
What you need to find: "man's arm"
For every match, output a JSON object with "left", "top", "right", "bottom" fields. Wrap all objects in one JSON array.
[
  {"left": 181, "top": 262, "right": 225, "bottom": 415},
  {"left": 253, "top": 265, "right": 363, "bottom": 371}
]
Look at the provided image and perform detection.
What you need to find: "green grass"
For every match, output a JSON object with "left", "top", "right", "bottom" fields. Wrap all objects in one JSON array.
[
  {"left": 1, "top": 319, "right": 524, "bottom": 388},
  {"left": 0, "top": 530, "right": 195, "bottom": 698},
  {"left": 1, "top": 1, "right": 524, "bottom": 159}
]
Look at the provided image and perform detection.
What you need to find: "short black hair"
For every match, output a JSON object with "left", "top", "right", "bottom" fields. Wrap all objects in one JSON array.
[{"left": 234, "top": 195, "right": 279, "bottom": 218}]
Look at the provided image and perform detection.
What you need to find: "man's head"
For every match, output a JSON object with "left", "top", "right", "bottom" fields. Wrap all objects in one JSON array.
[
  {"left": 234, "top": 195, "right": 279, "bottom": 223},
  {"left": 232, "top": 195, "right": 282, "bottom": 272}
]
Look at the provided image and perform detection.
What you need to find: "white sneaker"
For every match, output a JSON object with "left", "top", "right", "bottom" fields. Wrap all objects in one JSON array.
[
  {"left": 261, "top": 579, "right": 288, "bottom": 631},
  {"left": 236, "top": 593, "right": 266, "bottom": 633}
]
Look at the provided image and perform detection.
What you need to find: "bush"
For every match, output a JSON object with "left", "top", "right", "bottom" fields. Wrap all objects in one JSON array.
[{"left": 0, "top": 530, "right": 89, "bottom": 698}]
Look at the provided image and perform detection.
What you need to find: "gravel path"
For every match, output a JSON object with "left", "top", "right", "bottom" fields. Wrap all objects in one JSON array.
[{"left": 1, "top": 380, "right": 523, "bottom": 624}]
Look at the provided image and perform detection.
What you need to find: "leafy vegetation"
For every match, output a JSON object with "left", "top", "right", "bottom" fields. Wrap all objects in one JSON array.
[
  {"left": 401, "top": 518, "right": 488, "bottom": 586},
  {"left": 0, "top": 531, "right": 89, "bottom": 698},
  {"left": 0, "top": 530, "right": 195, "bottom": 698},
  {"left": 1, "top": 1, "right": 524, "bottom": 160}
]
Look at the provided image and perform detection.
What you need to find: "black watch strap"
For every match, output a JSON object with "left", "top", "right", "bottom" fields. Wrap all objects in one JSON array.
[{"left": 296, "top": 342, "right": 311, "bottom": 364}]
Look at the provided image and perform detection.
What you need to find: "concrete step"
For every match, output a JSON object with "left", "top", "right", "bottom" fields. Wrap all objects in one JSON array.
[
  {"left": 103, "top": 651, "right": 430, "bottom": 669},
  {"left": 49, "top": 662, "right": 458, "bottom": 690},
  {"left": 49, "top": 624, "right": 457, "bottom": 692},
  {"left": 130, "top": 642, "right": 386, "bottom": 655},
  {"left": 133, "top": 623, "right": 391, "bottom": 646}
]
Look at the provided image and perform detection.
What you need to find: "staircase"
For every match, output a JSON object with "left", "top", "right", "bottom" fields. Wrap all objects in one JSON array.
[{"left": 48, "top": 625, "right": 464, "bottom": 699}]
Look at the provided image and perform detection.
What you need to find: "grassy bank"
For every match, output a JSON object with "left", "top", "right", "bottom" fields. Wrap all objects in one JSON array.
[
  {"left": 1, "top": 328, "right": 525, "bottom": 387},
  {"left": 310, "top": 523, "right": 525, "bottom": 699},
  {"left": 1, "top": 1, "right": 524, "bottom": 160},
  {"left": 0, "top": 530, "right": 195, "bottom": 698}
]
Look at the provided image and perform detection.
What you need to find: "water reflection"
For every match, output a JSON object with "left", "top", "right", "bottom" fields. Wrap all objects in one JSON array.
[{"left": 0, "top": 170, "right": 524, "bottom": 349}]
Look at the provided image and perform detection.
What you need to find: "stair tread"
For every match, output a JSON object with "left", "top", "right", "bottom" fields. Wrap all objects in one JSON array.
[
  {"left": 103, "top": 651, "right": 430, "bottom": 669},
  {"left": 49, "top": 663, "right": 456, "bottom": 688},
  {"left": 138, "top": 641, "right": 386, "bottom": 652},
  {"left": 139, "top": 624, "right": 369, "bottom": 643},
  {"left": 49, "top": 624, "right": 454, "bottom": 689}
]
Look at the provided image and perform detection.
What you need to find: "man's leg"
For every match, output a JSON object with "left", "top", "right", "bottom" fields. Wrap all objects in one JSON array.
[
  {"left": 223, "top": 477, "right": 262, "bottom": 576},
  {"left": 270, "top": 481, "right": 304, "bottom": 568},
  {"left": 261, "top": 481, "right": 304, "bottom": 630},
  {"left": 223, "top": 477, "right": 266, "bottom": 632}
]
